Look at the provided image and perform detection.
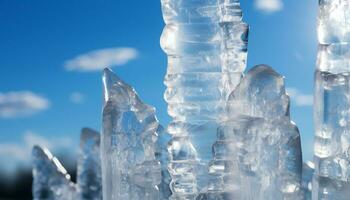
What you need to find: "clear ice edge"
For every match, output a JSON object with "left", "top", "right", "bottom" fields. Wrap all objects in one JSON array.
[{"left": 101, "top": 67, "right": 167, "bottom": 200}]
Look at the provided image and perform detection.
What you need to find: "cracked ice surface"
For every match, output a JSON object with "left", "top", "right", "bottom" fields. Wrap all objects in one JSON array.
[
  {"left": 101, "top": 68, "right": 162, "bottom": 200},
  {"left": 204, "top": 65, "right": 303, "bottom": 199},
  {"left": 32, "top": 128, "right": 102, "bottom": 200},
  {"left": 313, "top": 0, "right": 350, "bottom": 199}
]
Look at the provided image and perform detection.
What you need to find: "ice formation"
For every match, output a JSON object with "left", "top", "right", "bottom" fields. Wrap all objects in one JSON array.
[
  {"left": 202, "top": 65, "right": 303, "bottom": 199},
  {"left": 301, "top": 161, "right": 314, "bottom": 200},
  {"left": 32, "top": 146, "right": 76, "bottom": 200},
  {"left": 101, "top": 68, "right": 163, "bottom": 200},
  {"left": 313, "top": 0, "right": 350, "bottom": 199},
  {"left": 32, "top": 128, "right": 102, "bottom": 200},
  {"left": 156, "top": 128, "right": 172, "bottom": 199},
  {"left": 160, "top": 0, "right": 249, "bottom": 198},
  {"left": 77, "top": 128, "right": 102, "bottom": 200},
  {"left": 32, "top": 0, "right": 350, "bottom": 199}
]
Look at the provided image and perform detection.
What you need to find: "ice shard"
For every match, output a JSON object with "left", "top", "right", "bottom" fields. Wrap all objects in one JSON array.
[
  {"left": 32, "top": 128, "right": 102, "bottom": 200},
  {"left": 204, "top": 65, "right": 303, "bottom": 199},
  {"left": 77, "top": 128, "right": 102, "bottom": 200},
  {"left": 32, "top": 146, "right": 76, "bottom": 200},
  {"left": 160, "top": 0, "right": 249, "bottom": 198},
  {"left": 101, "top": 68, "right": 162, "bottom": 200},
  {"left": 313, "top": 1, "right": 350, "bottom": 199}
]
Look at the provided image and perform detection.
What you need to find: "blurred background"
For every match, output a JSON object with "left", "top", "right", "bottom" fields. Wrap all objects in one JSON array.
[{"left": 0, "top": 0, "right": 317, "bottom": 199}]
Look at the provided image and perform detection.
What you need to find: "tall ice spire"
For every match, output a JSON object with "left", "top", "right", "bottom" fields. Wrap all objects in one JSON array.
[
  {"left": 313, "top": 0, "right": 350, "bottom": 199},
  {"left": 101, "top": 68, "right": 163, "bottom": 200},
  {"left": 160, "top": 0, "right": 249, "bottom": 198}
]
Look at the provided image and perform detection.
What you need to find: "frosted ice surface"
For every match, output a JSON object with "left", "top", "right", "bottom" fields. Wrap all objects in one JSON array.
[
  {"left": 101, "top": 68, "right": 162, "bottom": 200},
  {"left": 317, "top": 0, "right": 350, "bottom": 73},
  {"left": 32, "top": 146, "right": 76, "bottom": 200},
  {"left": 160, "top": 0, "right": 248, "bottom": 198},
  {"left": 204, "top": 65, "right": 303, "bottom": 199},
  {"left": 318, "top": 0, "right": 350, "bottom": 45},
  {"left": 77, "top": 128, "right": 102, "bottom": 200}
]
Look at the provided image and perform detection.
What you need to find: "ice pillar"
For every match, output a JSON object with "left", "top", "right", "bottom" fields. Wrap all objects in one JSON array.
[
  {"left": 313, "top": 1, "right": 350, "bottom": 199},
  {"left": 160, "top": 0, "right": 248, "bottom": 198}
]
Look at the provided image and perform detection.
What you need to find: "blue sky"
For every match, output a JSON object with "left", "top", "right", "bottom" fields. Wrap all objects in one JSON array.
[{"left": 0, "top": 0, "right": 318, "bottom": 172}]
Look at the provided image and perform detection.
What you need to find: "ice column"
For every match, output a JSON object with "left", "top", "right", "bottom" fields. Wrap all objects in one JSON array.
[
  {"left": 313, "top": 1, "right": 350, "bottom": 199},
  {"left": 205, "top": 65, "right": 303, "bottom": 199},
  {"left": 101, "top": 68, "right": 162, "bottom": 200},
  {"left": 160, "top": 0, "right": 248, "bottom": 198}
]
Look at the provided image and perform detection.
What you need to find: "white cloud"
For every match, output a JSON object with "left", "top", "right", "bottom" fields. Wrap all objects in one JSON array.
[
  {"left": 23, "top": 131, "right": 53, "bottom": 150},
  {"left": 0, "top": 91, "right": 50, "bottom": 118},
  {"left": 0, "top": 131, "right": 75, "bottom": 173},
  {"left": 255, "top": 0, "right": 283, "bottom": 13},
  {"left": 69, "top": 92, "right": 84, "bottom": 104},
  {"left": 0, "top": 144, "right": 27, "bottom": 161},
  {"left": 64, "top": 47, "right": 139, "bottom": 72},
  {"left": 286, "top": 87, "right": 313, "bottom": 107}
]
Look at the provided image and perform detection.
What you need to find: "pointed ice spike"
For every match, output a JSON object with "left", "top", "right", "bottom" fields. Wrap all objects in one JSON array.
[
  {"left": 32, "top": 145, "right": 76, "bottom": 200},
  {"left": 205, "top": 65, "right": 303, "bottom": 199},
  {"left": 101, "top": 68, "right": 162, "bottom": 200},
  {"left": 103, "top": 68, "right": 136, "bottom": 106},
  {"left": 77, "top": 128, "right": 102, "bottom": 200}
]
